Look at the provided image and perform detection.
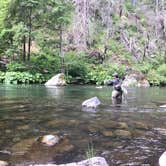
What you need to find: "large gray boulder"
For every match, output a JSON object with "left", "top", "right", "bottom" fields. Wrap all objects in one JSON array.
[
  {"left": 122, "top": 73, "right": 150, "bottom": 87},
  {"left": 82, "top": 97, "right": 101, "bottom": 108},
  {"left": 45, "top": 73, "right": 66, "bottom": 86},
  {"left": 29, "top": 157, "right": 109, "bottom": 166}
]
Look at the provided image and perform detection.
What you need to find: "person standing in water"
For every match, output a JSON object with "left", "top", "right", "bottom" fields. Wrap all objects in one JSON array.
[{"left": 105, "top": 73, "right": 123, "bottom": 102}]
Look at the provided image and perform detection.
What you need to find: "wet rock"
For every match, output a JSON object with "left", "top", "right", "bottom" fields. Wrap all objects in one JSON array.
[
  {"left": 160, "top": 104, "right": 166, "bottom": 108},
  {"left": 11, "top": 138, "right": 36, "bottom": 155},
  {"left": 101, "top": 121, "right": 128, "bottom": 130},
  {"left": 114, "top": 130, "right": 132, "bottom": 138},
  {"left": 0, "top": 161, "right": 8, "bottom": 166},
  {"left": 133, "top": 122, "right": 149, "bottom": 130},
  {"left": 41, "top": 135, "right": 60, "bottom": 147},
  {"left": 154, "top": 128, "right": 166, "bottom": 136},
  {"left": 5, "top": 129, "right": 12, "bottom": 134},
  {"left": 88, "top": 126, "right": 100, "bottom": 133},
  {"left": 102, "top": 130, "right": 113, "bottom": 137},
  {"left": 45, "top": 73, "right": 66, "bottom": 86},
  {"left": 159, "top": 151, "right": 166, "bottom": 166},
  {"left": 17, "top": 125, "right": 30, "bottom": 130},
  {"left": 29, "top": 157, "right": 108, "bottom": 166},
  {"left": 82, "top": 97, "right": 101, "bottom": 108}
]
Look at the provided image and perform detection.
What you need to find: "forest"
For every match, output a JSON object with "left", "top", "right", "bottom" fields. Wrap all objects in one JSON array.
[{"left": 0, "top": 0, "right": 166, "bottom": 86}]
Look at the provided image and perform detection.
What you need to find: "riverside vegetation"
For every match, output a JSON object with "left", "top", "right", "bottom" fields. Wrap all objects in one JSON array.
[{"left": 0, "top": 0, "right": 166, "bottom": 86}]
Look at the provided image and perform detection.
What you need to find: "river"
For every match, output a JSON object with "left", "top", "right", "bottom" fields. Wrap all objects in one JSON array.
[{"left": 0, "top": 85, "right": 165, "bottom": 166}]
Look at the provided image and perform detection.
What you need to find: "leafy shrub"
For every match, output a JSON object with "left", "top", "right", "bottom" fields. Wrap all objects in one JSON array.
[
  {"left": 4, "top": 72, "right": 46, "bottom": 84},
  {"left": 86, "top": 63, "right": 125, "bottom": 85},
  {"left": 65, "top": 52, "right": 89, "bottom": 82},
  {"left": 30, "top": 52, "right": 61, "bottom": 74},
  {"left": 6, "top": 61, "right": 27, "bottom": 72},
  {"left": 147, "top": 69, "right": 166, "bottom": 86},
  {"left": 157, "top": 64, "right": 166, "bottom": 76},
  {"left": 0, "top": 71, "right": 5, "bottom": 83},
  {"left": 134, "top": 62, "right": 153, "bottom": 74}
]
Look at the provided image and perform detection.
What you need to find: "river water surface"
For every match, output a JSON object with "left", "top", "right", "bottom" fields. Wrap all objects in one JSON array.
[{"left": 0, "top": 85, "right": 165, "bottom": 166}]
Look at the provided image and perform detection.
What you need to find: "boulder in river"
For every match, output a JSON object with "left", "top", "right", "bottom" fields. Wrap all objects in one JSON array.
[
  {"left": 122, "top": 73, "right": 150, "bottom": 87},
  {"left": 41, "top": 135, "right": 60, "bottom": 147},
  {"left": 82, "top": 97, "right": 101, "bottom": 108},
  {"left": 45, "top": 73, "right": 66, "bottom": 86},
  {"left": 29, "top": 157, "right": 109, "bottom": 166},
  {"left": 159, "top": 151, "right": 166, "bottom": 166}
]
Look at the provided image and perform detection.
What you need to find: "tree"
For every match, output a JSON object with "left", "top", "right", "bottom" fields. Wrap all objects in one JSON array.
[
  {"left": 40, "top": 0, "right": 73, "bottom": 73},
  {"left": 5, "top": 0, "right": 39, "bottom": 61}
]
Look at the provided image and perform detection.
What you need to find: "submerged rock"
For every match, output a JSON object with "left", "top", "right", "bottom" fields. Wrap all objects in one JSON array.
[
  {"left": 45, "top": 73, "right": 66, "bottom": 86},
  {"left": 159, "top": 151, "right": 166, "bottom": 166},
  {"left": 82, "top": 97, "right": 101, "bottom": 108},
  {"left": 29, "top": 157, "right": 109, "bottom": 166},
  {"left": 11, "top": 138, "right": 36, "bottom": 155},
  {"left": 0, "top": 161, "right": 8, "bottom": 166},
  {"left": 114, "top": 130, "right": 132, "bottom": 138}
]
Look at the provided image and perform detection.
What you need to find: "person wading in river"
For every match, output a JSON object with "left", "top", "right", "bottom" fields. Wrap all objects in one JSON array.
[{"left": 105, "top": 73, "right": 123, "bottom": 103}]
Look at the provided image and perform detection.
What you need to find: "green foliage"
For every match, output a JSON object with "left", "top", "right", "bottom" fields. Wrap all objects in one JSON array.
[
  {"left": 30, "top": 52, "right": 61, "bottom": 74},
  {"left": 65, "top": 52, "right": 89, "bottom": 82},
  {"left": 86, "top": 63, "right": 125, "bottom": 85},
  {"left": 147, "top": 70, "right": 162, "bottom": 86},
  {"left": 0, "top": 71, "right": 5, "bottom": 82},
  {"left": 6, "top": 61, "right": 27, "bottom": 72},
  {"left": 124, "top": 1, "right": 135, "bottom": 12},
  {"left": 157, "top": 64, "right": 166, "bottom": 77},
  {"left": 85, "top": 142, "right": 96, "bottom": 159},
  {"left": 4, "top": 71, "right": 45, "bottom": 84},
  {"left": 134, "top": 62, "right": 153, "bottom": 74}
]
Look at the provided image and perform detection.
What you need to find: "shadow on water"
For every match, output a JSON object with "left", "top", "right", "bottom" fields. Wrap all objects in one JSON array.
[{"left": 0, "top": 84, "right": 165, "bottom": 165}]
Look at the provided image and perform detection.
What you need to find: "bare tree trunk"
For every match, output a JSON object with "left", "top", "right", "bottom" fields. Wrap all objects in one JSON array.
[{"left": 73, "top": 0, "right": 90, "bottom": 51}]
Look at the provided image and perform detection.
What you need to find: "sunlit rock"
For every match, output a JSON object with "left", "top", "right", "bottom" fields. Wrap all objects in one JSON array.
[
  {"left": 122, "top": 73, "right": 150, "bottom": 87},
  {"left": 41, "top": 135, "right": 60, "bottom": 147},
  {"left": 133, "top": 122, "right": 148, "bottom": 130},
  {"left": 159, "top": 151, "right": 166, "bottom": 166},
  {"left": 45, "top": 73, "right": 66, "bottom": 86},
  {"left": 114, "top": 130, "right": 132, "bottom": 138},
  {"left": 29, "top": 157, "right": 109, "bottom": 166},
  {"left": 102, "top": 130, "right": 113, "bottom": 137},
  {"left": 82, "top": 97, "right": 101, "bottom": 108},
  {"left": 0, "top": 161, "right": 8, "bottom": 166},
  {"left": 160, "top": 104, "right": 166, "bottom": 108}
]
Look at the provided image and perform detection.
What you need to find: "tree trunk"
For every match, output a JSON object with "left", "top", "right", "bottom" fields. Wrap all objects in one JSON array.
[
  {"left": 23, "top": 35, "right": 26, "bottom": 61},
  {"left": 59, "top": 25, "right": 65, "bottom": 73},
  {"left": 27, "top": 8, "right": 32, "bottom": 61}
]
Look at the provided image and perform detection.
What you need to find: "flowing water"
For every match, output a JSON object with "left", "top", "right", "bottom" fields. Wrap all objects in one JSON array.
[{"left": 0, "top": 84, "right": 165, "bottom": 166}]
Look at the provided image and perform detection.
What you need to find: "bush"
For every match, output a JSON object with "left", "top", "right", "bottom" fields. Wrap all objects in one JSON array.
[
  {"left": 86, "top": 63, "right": 125, "bottom": 85},
  {"left": 4, "top": 72, "right": 46, "bottom": 84},
  {"left": 134, "top": 62, "right": 153, "bottom": 74},
  {"left": 64, "top": 52, "right": 89, "bottom": 82},
  {"left": 157, "top": 64, "right": 166, "bottom": 76},
  {"left": 6, "top": 61, "right": 27, "bottom": 72},
  {"left": 30, "top": 52, "right": 61, "bottom": 74},
  {"left": 0, "top": 71, "right": 5, "bottom": 83}
]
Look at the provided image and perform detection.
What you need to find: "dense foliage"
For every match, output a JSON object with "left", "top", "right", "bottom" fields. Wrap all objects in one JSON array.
[{"left": 0, "top": 0, "right": 165, "bottom": 85}]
